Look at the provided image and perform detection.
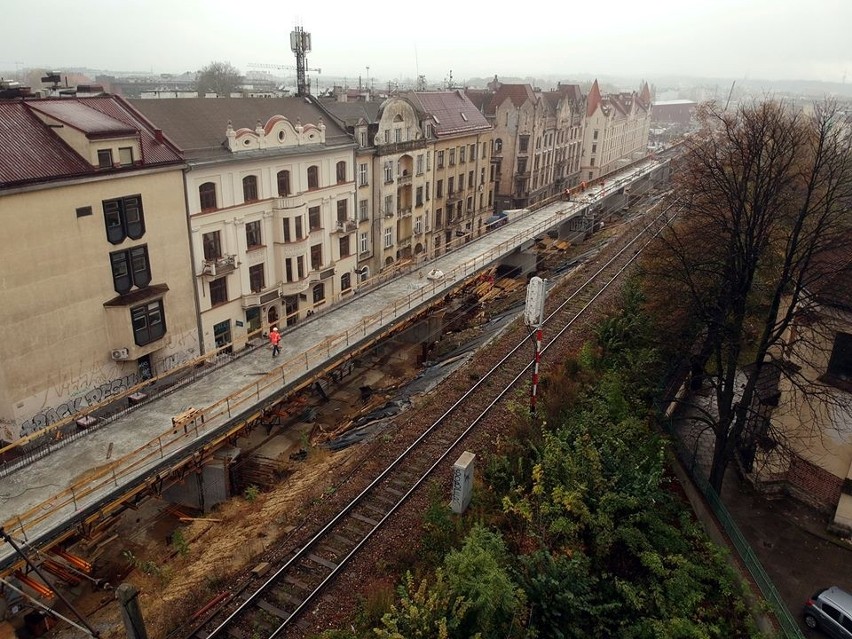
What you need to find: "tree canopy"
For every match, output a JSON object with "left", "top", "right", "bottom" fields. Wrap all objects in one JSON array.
[{"left": 195, "top": 61, "right": 243, "bottom": 96}]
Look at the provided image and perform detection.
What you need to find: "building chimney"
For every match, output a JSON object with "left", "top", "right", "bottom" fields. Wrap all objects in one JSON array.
[{"left": 154, "top": 129, "right": 164, "bottom": 143}]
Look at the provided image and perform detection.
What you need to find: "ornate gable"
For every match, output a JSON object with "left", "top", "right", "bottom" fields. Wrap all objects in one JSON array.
[{"left": 226, "top": 114, "right": 326, "bottom": 152}]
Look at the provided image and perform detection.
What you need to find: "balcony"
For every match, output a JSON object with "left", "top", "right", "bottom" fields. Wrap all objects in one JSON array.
[
  {"left": 446, "top": 192, "right": 461, "bottom": 205},
  {"left": 309, "top": 267, "right": 336, "bottom": 283},
  {"left": 397, "top": 173, "right": 412, "bottom": 185},
  {"left": 334, "top": 219, "right": 358, "bottom": 234},
  {"left": 200, "top": 254, "right": 237, "bottom": 277},
  {"left": 241, "top": 287, "right": 281, "bottom": 309},
  {"left": 398, "top": 207, "right": 412, "bottom": 218},
  {"left": 279, "top": 279, "right": 310, "bottom": 297},
  {"left": 376, "top": 138, "right": 427, "bottom": 156}
]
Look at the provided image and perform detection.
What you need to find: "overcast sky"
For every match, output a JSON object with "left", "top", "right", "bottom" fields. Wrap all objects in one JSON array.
[{"left": 2, "top": 0, "right": 850, "bottom": 86}]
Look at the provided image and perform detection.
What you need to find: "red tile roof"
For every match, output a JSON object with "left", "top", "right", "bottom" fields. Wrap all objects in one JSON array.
[
  {"left": 0, "top": 96, "right": 183, "bottom": 188},
  {"left": 488, "top": 84, "right": 536, "bottom": 114},
  {"left": 0, "top": 101, "right": 91, "bottom": 187},
  {"left": 405, "top": 90, "right": 491, "bottom": 137},
  {"left": 586, "top": 80, "right": 602, "bottom": 117}
]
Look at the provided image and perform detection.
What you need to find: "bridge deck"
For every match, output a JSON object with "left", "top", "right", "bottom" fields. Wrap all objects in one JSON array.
[{"left": 0, "top": 161, "right": 663, "bottom": 569}]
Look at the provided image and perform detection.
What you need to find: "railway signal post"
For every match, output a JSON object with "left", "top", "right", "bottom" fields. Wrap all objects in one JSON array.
[{"left": 524, "top": 276, "right": 547, "bottom": 416}]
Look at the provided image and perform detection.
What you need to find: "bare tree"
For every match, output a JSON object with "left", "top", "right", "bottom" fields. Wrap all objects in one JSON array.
[
  {"left": 646, "top": 99, "right": 852, "bottom": 493},
  {"left": 196, "top": 61, "right": 243, "bottom": 97}
]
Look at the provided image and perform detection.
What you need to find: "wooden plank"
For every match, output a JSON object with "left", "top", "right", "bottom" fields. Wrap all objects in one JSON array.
[
  {"left": 257, "top": 598, "right": 290, "bottom": 620},
  {"left": 307, "top": 553, "right": 337, "bottom": 570},
  {"left": 284, "top": 575, "right": 310, "bottom": 591},
  {"left": 350, "top": 512, "right": 379, "bottom": 527}
]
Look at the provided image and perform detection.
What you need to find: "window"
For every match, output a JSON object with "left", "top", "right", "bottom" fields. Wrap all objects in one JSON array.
[
  {"left": 426, "top": 151, "right": 432, "bottom": 170},
  {"left": 384, "top": 161, "right": 393, "bottom": 183},
  {"left": 416, "top": 186, "right": 424, "bottom": 207},
  {"left": 822, "top": 603, "right": 843, "bottom": 624},
  {"left": 131, "top": 300, "right": 165, "bottom": 346},
  {"left": 359, "top": 199, "right": 368, "bottom": 221},
  {"left": 199, "top": 182, "right": 217, "bottom": 211},
  {"left": 249, "top": 264, "right": 265, "bottom": 292},
  {"left": 415, "top": 216, "right": 422, "bottom": 234},
  {"left": 294, "top": 216, "right": 303, "bottom": 240},
  {"left": 358, "top": 163, "right": 368, "bottom": 186},
  {"left": 416, "top": 154, "right": 424, "bottom": 175},
  {"left": 242, "top": 175, "right": 258, "bottom": 202},
  {"left": 339, "top": 235, "right": 350, "bottom": 258},
  {"left": 383, "top": 227, "right": 393, "bottom": 248},
  {"left": 110, "top": 245, "right": 151, "bottom": 294},
  {"left": 203, "top": 231, "right": 222, "bottom": 260},
  {"left": 383, "top": 130, "right": 390, "bottom": 143},
  {"left": 310, "top": 243, "right": 322, "bottom": 270},
  {"left": 98, "top": 149, "right": 113, "bottom": 168},
  {"left": 336, "top": 161, "right": 346, "bottom": 184},
  {"left": 103, "top": 195, "right": 144, "bottom": 244},
  {"left": 437, "top": 179, "right": 444, "bottom": 198},
  {"left": 517, "top": 158, "right": 527, "bottom": 174},
  {"left": 592, "top": 143, "right": 597, "bottom": 154},
  {"left": 590, "top": 158, "right": 595, "bottom": 167},
  {"left": 297, "top": 255, "right": 305, "bottom": 279},
  {"left": 426, "top": 182, "right": 430, "bottom": 201},
  {"left": 277, "top": 170, "right": 291, "bottom": 196},
  {"left": 435, "top": 208, "right": 443, "bottom": 228},
  {"left": 209, "top": 277, "right": 227, "bottom": 306},
  {"left": 468, "top": 170, "right": 474, "bottom": 187},
  {"left": 359, "top": 131, "right": 367, "bottom": 147},
  {"left": 593, "top": 130, "right": 599, "bottom": 140},
  {"left": 482, "top": 141, "right": 487, "bottom": 158},
  {"left": 459, "top": 147, "right": 465, "bottom": 164},
  {"left": 245, "top": 220, "right": 262, "bottom": 248},
  {"left": 282, "top": 218, "right": 291, "bottom": 242},
  {"left": 384, "top": 194, "right": 393, "bottom": 216},
  {"left": 341, "top": 272, "right": 351, "bottom": 291},
  {"left": 359, "top": 232, "right": 368, "bottom": 254},
  {"left": 449, "top": 148, "right": 456, "bottom": 166},
  {"left": 437, "top": 151, "right": 444, "bottom": 168},
  {"left": 312, "top": 283, "right": 325, "bottom": 304},
  {"left": 519, "top": 136, "right": 529, "bottom": 153},
  {"left": 469, "top": 144, "right": 476, "bottom": 160},
  {"left": 828, "top": 333, "right": 852, "bottom": 381},
  {"left": 118, "top": 147, "right": 133, "bottom": 165},
  {"left": 76, "top": 206, "right": 92, "bottom": 218},
  {"left": 467, "top": 196, "right": 473, "bottom": 212},
  {"left": 494, "top": 138, "right": 502, "bottom": 153},
  {"left": 337, "top": 199, "right": 348, "bottom": 223},
  {"left": 307, "top": 165, "right": 319, "bottom": 190},
  {"left": 285, "top": 258, "right": 293, "bottom": 282},
  {"left": 309, "top": 206, "right": 321, "bottom": 231},
  {"left": 448, "top": 177, "right": 454, "bottom": 194},
  {"left": 480, "top": 168, "right": 486, "bottom": 185},
  {"left": 394, "top": 128, "right": 402, "bottom": 143}
]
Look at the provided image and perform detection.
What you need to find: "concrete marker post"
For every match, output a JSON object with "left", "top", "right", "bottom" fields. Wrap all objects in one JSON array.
[{"left": 117, "top": 583, "right": 148, "bottom": 639}]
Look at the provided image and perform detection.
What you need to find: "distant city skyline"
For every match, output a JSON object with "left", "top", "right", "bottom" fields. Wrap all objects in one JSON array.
[{"left": 3, "top": 0, "right": 851, "bottom": 86}]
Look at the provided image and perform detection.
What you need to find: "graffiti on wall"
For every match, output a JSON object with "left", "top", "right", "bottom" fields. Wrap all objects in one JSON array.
[{"left": 19, "top": 373, "right": 140, "bottom": 437}]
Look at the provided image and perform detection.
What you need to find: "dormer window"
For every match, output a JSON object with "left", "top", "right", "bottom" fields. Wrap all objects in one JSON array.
[
  {"left": 98, "top": 149, "right": 113, "bottom": 168},
  {"left": 119, "top": 147, "right": 133, "bottom": 165}
]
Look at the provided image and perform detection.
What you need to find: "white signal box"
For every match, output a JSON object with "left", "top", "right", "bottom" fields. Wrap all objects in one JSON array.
[{"left": 524, "top": 276, "right": 546, "bottom": 327}]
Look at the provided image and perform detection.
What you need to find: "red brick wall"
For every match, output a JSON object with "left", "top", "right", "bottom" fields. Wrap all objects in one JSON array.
[{"left": 787, "top": 455, "right": 843, "bottom": 512}]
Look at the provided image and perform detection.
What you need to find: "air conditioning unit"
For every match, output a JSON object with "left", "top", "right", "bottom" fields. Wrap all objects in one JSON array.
[{"left": 111, "top": 348, "right": 130, "bottom": 361}]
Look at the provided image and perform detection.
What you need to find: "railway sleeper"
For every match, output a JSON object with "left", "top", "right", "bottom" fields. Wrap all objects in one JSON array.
[
  {"left": 370, "top": 490, "right": 398, "bottom": 507},
  {"left": 225, "top": 626, "right": 248, "bottom": 639},
  {"left": 272, "top": 588, "right": 304, "bottom": 608},
  {"left": 331, "top": 532, "right": 358, "bottom": 547},
  {"left": 382, "top": 485, "right": 404, "bottom": 497},
  {"left": 257, "top": 598, "right": 291, "bottom": 621},
  {"left": 359, "top": 501, "right": 389, "bottom": 518},
  {"left": 350, "top": 511, "right": 380, "bottom": 527},
  {"left": 306, "top": 552, "right": 338, "bottom": 571}
]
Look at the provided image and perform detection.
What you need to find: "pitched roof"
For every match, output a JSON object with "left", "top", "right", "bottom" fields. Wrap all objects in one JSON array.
[
  {"left": 317, "top": 100, "right": 381, "bottom": 127},
  {"left": 404, "top": 90, "right": 491, "bottom": 137},
  {"left": 487, "top": 84, "right": 536, "bottom": 114},
  {"left": 129, "top": 97, "right": 353, "bottom": 159},
  {"left": 807, "top": 231, "right": 852, "bottom": 311},
  {"left": 586, "top": 79, "right": 602, "bottom": 117},
  {"left": 0, "top": 96, "right": 182, "bottom": 189}
]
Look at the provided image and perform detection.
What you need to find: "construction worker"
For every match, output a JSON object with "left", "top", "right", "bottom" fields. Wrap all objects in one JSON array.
[{"left": 269, "top": 327, "right": 281, "bottom": 357}]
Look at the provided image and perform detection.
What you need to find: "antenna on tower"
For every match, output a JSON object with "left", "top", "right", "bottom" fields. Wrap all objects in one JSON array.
[{"left": 290, "top": 25, "right": 312, "bottom": 97}]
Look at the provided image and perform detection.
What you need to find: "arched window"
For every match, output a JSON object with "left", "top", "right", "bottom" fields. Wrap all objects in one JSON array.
[
  {"left": 199, "top": 182, "right": 217, "bottom": 211},
  {"left": 307, "top": 165, "right": 319, "bottom": 190},
  {"left": 494, "top": 138, "right": 503, "bottom": 153},
  {"left": 277, "top": 170, "right": 291, "bottom": 196},
  {"left": 336, "top": 161, "right": 346, "bottom": 184},
  {"left": 312, "top": 283, "right": 325, "bottom": 304},
  {"left": 341, "top": 272, "right": 351, "bottom": 291},
  {"left": 242, "top": 175, "right": 258, "bottom": 202}
]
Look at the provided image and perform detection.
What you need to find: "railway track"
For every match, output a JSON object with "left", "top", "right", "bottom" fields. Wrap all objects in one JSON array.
[{"left": 184, "top": 202, "right": 675, "bottom": 639}]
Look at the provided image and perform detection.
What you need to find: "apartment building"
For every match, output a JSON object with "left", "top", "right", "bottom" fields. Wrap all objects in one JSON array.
[
  {"left": 467, "top": 79, "right": 585, "bottom": 212},
  {"left": 130, "top": 98, "right": 357, "bottom": 352},
  {"left": 404, "top": 90, "right": 494, "bottom": 255},
  {"left": 581, "top": 80, "right": 652, "bottom": 181},
  {"left": 0, "top": 96, "right": 198, "bottom": 443}
]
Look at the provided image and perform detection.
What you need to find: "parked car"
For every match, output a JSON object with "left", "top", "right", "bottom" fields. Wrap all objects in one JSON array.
[{"left": 804, "top": 586, "right": 852, "bottom": 638}]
